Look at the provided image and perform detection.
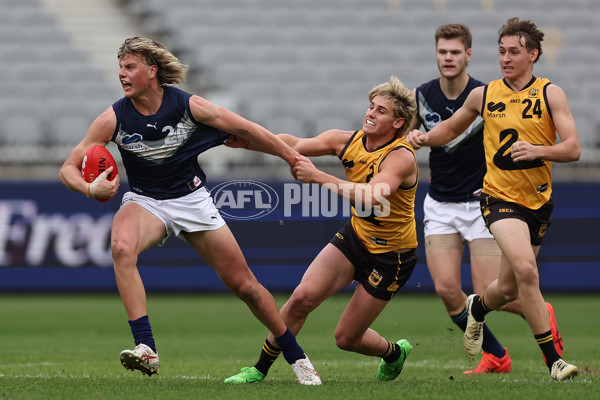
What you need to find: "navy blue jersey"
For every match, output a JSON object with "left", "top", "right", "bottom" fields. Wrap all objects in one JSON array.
[
  {"left": 111, "top": 86, "right": 229, "bottom": 200},
  {"left": 415, "top": 76, "right": 485, "bottom": 202}
]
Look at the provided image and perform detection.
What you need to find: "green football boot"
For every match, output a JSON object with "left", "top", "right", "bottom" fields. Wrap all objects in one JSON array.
[
  {"left": 376, "top": 339, "right": 412, "bottom": 381},
  {"left": 224, "top": 366, "right": 266, "bottom": 384}
]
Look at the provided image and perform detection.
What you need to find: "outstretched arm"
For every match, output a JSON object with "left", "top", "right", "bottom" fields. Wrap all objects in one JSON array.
[
  {"left": 407, "top": 86, "right": 483, "bottom": 149},
  {"left": 190, "top": 95, "right": 299, "bottom": 166},
  {"left": 227, "top": 128, "right": 353, "bottom": 158}
]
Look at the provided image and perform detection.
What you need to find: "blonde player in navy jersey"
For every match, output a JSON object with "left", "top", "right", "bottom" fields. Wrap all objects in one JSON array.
[
  {"left": 410, "top": 23, "right": 563, "bottom": 375},
  {"left": 408, "top": 18, "right": 580, "bottom": 381},
  {"left": 225, "top": 76, "right": 418, "bottom": 384},
  {"left": 59, "top": 36, "right": 321, "bottom": 385}
]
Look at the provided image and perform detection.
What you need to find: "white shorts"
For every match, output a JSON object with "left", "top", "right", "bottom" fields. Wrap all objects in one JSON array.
[
  {"left": 423, "top": 193, "right": 492, "bottom": 242},
  {"left": 121, "top": 187, "right": 226, "bottom": 246}
]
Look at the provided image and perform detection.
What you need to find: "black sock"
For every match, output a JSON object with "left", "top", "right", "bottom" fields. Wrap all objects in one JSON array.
[
  {"left": 274, "top": 328, "right": 305, "bottom": 365},
  {"left": 381, "top": 340, "right": 401, "bottom": 363},
  {"left": 253, "top": 339, "right": 281, "bottom": 376},
  {"left": 535, "top": 330, "right": 559, "bottom": 369},
  {"left": 128, "top": 315, "right": 156, "bottom": 353},
  {"left": 471, "top": 295, "right": 492, "bottom": 322}
]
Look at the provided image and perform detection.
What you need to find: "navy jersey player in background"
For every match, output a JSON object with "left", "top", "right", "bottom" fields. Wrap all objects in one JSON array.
[
  {"left": 59, "top": 36, "right": 321, "bottom": 385},
  {"left": 408, "top": 24, "right": 563, "bottom": 374}
]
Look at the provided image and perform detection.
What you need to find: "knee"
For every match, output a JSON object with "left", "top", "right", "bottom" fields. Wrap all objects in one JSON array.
[
  {"left": 111, "top": 238, "right": 136, "bottom": 266},
  {"left": 334, "top": 329, "right": 358, "bottom": 352},
  {"left": 434, "top": 283, "right": 463, "bottom": 311},
  {"left": 287, "top": 286, "right": 319, "bottom": 317},
  {"left": 230, "top": 278, "right": 261, "bottom": 303},
  {"left": 497, "top": 280, "right": 518, "bottom": 303},
  {"left": 514, "top": 263, "right": 539, "bottom": 286}
]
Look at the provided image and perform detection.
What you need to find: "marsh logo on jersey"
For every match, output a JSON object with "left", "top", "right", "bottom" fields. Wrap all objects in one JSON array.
[
  {"left": 487, "top": 102, "right": 506, "bottom": 112},
  {"left": 342, "top": 158, "right": 354, "bottom": 172},
  {"left": 211, "top": 180, "right": 279, "bottom": 221},
  {"left": 368, "top": 269, "right": 383, "bottom": 288},
  {"left": 486, "top": 101, "right": 506, "bottom": 118},
  {"left": 423, "top": 112, "right": 441, "bottom": 131},
  {"left": 120, "top": 133, "right": 144, "bottom": 150}
]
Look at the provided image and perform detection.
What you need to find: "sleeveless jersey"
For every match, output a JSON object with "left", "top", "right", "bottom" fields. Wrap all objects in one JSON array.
[
  {"left": 339, "top": 130, "right": 418, "bottom": 253},
  {"left": 416, "top": 76, "right": 485, "bottom": 202},
  {"left": 111, "top": 86, "right": 229, "bottom": 200},
  {"left": 481, "top": 77, "right": 556, "bottom": 210}
]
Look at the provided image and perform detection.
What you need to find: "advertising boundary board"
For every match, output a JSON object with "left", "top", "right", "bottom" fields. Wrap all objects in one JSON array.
[{"left": 1, "top": 180, "right": 598, "bottom": 292}]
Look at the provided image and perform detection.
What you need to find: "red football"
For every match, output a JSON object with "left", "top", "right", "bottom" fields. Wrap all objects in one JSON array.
[{"left": 81, "top": 145, "right": 119, "bottom": 202}]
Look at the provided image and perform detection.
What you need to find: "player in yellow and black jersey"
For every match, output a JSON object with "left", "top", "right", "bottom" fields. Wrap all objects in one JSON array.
[
  {"left": 408, "top": 18, "right": 580, "bottom": 381},
  {"left": 339, "top": 129, "right": 418, "bottom": 253},
  {"left": 224, "top": 76, "right": 419, "bottom": 383},
  {"left": 482, "top": 77, "right": 557, "bottom": 209}
]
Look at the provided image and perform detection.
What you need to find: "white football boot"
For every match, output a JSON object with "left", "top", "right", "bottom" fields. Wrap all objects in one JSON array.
[
  {"left": 120, "top": 343, "right": 160, "bottom": 376},
  {"left": 551, "top": 359, "right": 578, "bottom": 381},
  {"left": 291, "top": 356, "right": 321, "bottom": 385}
]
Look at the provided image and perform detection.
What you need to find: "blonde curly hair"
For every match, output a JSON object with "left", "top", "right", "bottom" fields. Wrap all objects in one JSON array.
[
  {"left": 118, "top": 36, "right": 189, "bottom": 85},
  {"left": 369, "top": 76, "right": 417, "bottom": 137}
]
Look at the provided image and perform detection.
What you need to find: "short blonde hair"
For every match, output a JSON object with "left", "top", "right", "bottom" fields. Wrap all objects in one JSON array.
[
  {"left": 118, "top": 36, "right": 189, "bottom": 85},
  {"left": 369, "top": 76, "right": 416, "bottom": 137}
]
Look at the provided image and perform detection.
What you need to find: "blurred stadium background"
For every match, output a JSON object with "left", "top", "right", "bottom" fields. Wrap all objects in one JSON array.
[{"left": 1, "top": 0, "right": 598, "bottom": 292}]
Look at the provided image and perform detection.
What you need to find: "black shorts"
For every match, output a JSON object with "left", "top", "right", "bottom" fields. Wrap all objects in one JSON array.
[
  {"left": 480, "top": 193, "right": 553, "bottom": 246},
  {"left": 329, "top": 221, "right": 417, "bottom": 301}
]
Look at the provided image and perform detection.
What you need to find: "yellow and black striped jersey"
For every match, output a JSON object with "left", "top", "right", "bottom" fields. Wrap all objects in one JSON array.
[
  {"left": 339, "top": 130, "right": 418, "bottom": 253},
  {"left": 481, "top": 77, "right": 556, "bottom": 210}
]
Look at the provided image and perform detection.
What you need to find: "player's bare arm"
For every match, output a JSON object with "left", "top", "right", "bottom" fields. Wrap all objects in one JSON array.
[
  {"left": 282, "top": 129, "right": 353, "bottom": 157},
  {"left": 59, "top": 107, "right": 120, "bottom": 199},
  {"left": 294, "top": 146, "right": 416, "bottom": 209},
  {"left": 189, "top": 95, "right": 298, "bottom": 166},
  {"left": 230, "top": 128, "right": 352, "bottom": 159},
  {"left": 511, "top": 84, "right": 581, "bottom": 163},
  {"left": 407, "top": 86, "right": 483, "bottom": 149}
]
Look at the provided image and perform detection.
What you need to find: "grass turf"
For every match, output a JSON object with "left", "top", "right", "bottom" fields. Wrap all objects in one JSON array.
[{"left": 1, "top": 292, "right": 598, "bottom": 399}]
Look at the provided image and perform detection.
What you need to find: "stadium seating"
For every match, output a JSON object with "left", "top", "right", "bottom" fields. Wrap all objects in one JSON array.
[
  {"left": 0, "top": 0, "right": 117, "bottom": 166},
  {"left": 1, "top": 0, "right": 598, "bottom": 170},
  {"left": 125, "top": 0, "right": 598, "bottom": 152}
]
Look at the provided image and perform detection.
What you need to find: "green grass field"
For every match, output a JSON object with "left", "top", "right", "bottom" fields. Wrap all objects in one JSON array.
[{"left": 1, "top": 292, "right": 598, "bottom": 399}]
